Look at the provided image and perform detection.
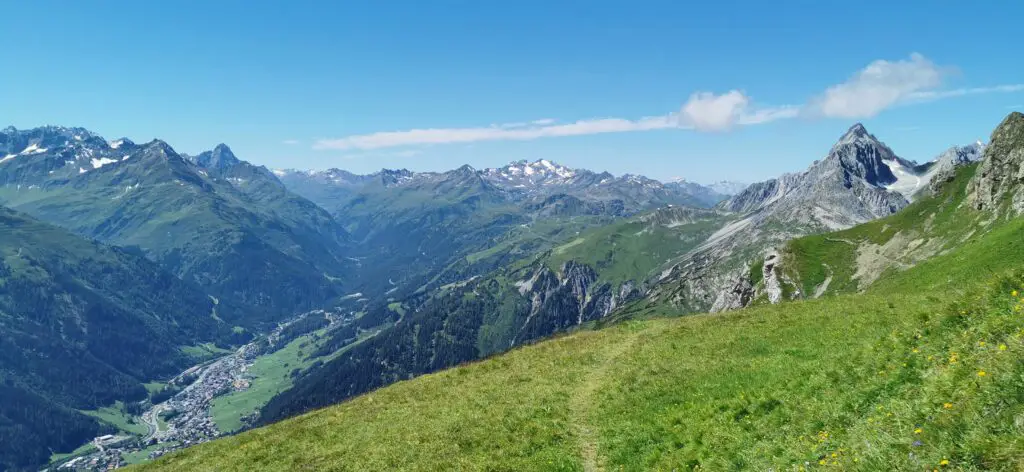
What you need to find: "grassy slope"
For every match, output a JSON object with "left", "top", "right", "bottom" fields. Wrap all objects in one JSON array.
[
  {"left": 80, "top": 402, "right": 149, "bottom": 436},
  {"left": 544, "top": 216, "right": 725, "bottom": 286},
  {"left": 137, "top": 189, "right": 1024, "bottom": 471},
  {"left": 780, "top": 163, "right": 982, "bottom": 298}
]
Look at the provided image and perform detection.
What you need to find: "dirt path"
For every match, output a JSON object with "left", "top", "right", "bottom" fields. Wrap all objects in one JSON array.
[{"left": 569, "top": 329, "right": 645, "bottom": 472}]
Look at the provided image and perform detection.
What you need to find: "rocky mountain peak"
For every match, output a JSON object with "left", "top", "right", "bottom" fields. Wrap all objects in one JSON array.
[
  {"left": 141, "top": 139, "right": 181, "bottom": 161},
  {"left": 379, "top": 168, "right": 414, "bottom": 186},
  {"left": 194, "top": 144, "right": 241, "bottom": 170},
  {"left": 822, "top": 123, "right": 902, "bottom": 188},
  {"left": 839, "top": 122, "right": 869, "bottom": 141},
  {"left": 110, "top": 138, "right": 135, "bottom": 150}
]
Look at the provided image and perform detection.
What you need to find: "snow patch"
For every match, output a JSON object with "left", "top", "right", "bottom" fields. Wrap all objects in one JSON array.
[
  {"left": 110, "top": 139, "right": 126, "bottom": 149},
  {"left": 20, "top": 143, "right": 47, "bottom": 155},
  {"left": 79, "top": 167, "right": 87, "bottom": 174},
  {"left": 91, "top": 157, "right": 119, "bottom": 169},
  {"left": 0, "top": 154, "right": 15, "bottom": 164},
  {"left": 882, "top": 159, "right": 925, "bottom": 199}
]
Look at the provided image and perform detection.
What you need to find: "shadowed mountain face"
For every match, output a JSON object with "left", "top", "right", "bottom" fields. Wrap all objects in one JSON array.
[
  {"left": 0, "top": 127, "right": 354, "bottom": 318},
  {"left": 0, "top": 205, "right": 248, "bottom": 471}
]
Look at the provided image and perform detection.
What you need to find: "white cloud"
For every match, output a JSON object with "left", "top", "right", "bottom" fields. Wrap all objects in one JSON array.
[
  {"left": 282, "top": 139, "right": 300, "bottom": 145},
  {"left": 314, "top": 53, "right": 1024, "bottom": 150},
  {"left": 810, "top": 53, "right": 944, "bottom": 118},
  {"left": 314, "top": 116, "right": 679, "bottom": 150},
  {"left": 679, "top": 90, "right": 749, "bottom": 131}
]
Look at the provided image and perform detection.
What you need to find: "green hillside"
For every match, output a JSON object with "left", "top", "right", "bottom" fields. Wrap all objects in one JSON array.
[
  {"left": 136, "top": 166, "right": 1024, "bottom": 470},
  {"left": 0, "top": 206, "right": 245, "bottom": 470}
]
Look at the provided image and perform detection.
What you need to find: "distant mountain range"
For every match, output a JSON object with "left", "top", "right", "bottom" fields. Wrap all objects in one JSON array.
[{"left": 275, "top": 158, "right": 739, "bottom": 215}]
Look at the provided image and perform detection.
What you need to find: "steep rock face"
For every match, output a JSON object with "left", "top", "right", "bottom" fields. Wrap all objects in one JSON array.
[
  {"left": 650, "top": 124, "right": 915, "bottom": 312},
  {"left": 513, "top": 261, "right": 625, "bottom": 344},
  {"left": 969, "top": 112, "right": 1024, "bottom": 215}
]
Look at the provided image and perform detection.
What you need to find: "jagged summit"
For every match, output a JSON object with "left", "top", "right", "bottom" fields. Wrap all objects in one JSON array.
[
  {"left": 193, "top": 143, "right": 241, "bottom": 170},
  {"left": 844, "top": 122, "right": 868, "bottom": 136},
  {"left": 110, "top": 137, "right": 135, "bottom": 149},
  {"left": 142, "top": 139, "right": 178, "bottom": 157}
]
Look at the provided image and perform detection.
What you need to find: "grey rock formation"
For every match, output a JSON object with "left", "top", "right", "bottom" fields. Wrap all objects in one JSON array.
[
  {"left": 969, "top": 112, "right": 1024, "bottom": 215},
  {"left": 649, "top": 123, "right": 919, "bottom": 312}
]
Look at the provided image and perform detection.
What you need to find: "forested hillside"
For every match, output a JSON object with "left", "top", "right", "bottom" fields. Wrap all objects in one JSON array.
[{"left": 0, "top": 206, "right": 246, "bottom": 470}]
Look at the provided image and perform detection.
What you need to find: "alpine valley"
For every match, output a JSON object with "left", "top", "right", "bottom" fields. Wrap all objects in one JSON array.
[{"left": 3, "top": 113, "right": 1023, "bottom": 471}]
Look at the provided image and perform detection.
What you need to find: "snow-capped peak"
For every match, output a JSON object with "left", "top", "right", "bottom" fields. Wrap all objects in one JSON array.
[{"left": 110, "top": 138, "right": 134, "bottom": 149}]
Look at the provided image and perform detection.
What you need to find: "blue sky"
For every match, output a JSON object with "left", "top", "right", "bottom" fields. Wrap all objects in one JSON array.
[{"left": 1, "top": 1, "right": 1021, "bottom": 183}]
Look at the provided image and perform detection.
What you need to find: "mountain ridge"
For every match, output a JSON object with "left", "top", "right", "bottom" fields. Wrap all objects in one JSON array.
[{"left": 0, "top": 126, "right": 355, "bottom": 317}]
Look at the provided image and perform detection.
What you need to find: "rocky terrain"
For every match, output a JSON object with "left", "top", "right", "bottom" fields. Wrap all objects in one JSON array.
[
  {"left": 969, "top": 112, "right": 1024, "bottom": 215},
  {"left": 646, "top": 123, "right": 982, "bottom": 312}
]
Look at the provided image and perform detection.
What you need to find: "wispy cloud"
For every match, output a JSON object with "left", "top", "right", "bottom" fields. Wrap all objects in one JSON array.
[
  {"left": 808, "top": 53, "right": 944, "bottom": 118},
  {"left": 282, "top": 139, "right": 300, "bottom": 145},
  {"left": 314, "top": 116, "right": 680, "bottom": 150},
  {"left": 315, "top": 53, "right": 1024, "bottom": 151},
  {"left": 908, "top": 84, "right": 1024, "bottom": 102}
]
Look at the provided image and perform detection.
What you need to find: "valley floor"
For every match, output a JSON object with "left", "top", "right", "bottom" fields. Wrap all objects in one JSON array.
[
  {"left": 134, "top": 271, "right": 1024, "bottom": 471},
  {"left": 51, "top": 311, "right": 367, "bottom": 470}
]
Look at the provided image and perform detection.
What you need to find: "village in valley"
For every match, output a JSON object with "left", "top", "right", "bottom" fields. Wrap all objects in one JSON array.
[{"left": 52, "top": 309, "right": 353, "bottom": 471}]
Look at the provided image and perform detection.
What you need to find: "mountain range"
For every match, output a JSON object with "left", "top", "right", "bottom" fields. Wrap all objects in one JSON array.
[
  {"left": 0, "top": 116, "right": 1006, "bottom": 471},
  {"left": 133, "top": 112, "right": 1024, "bottom": 471},
  {"left": 256, "top": 122, "right": 984, "bottom": 426},
  {"left": 0, "top": 127, "right": 354, "bottom": 317}
]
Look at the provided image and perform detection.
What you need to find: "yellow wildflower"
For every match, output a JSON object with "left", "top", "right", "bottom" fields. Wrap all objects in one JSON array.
[
  {"left": 1013, "top": 290, "right": 1019, "bottom": 297},
  {"left": 979, "top": 341, "right": 986, "bottom": 347},
  {"left": 943, "top": 402, "right": 953, "bottom": 409},
  {"left": 940, "top": 459, "right": 950, "bottom": 466},
  {"left": 819, "top": 459, "right": 826, "bottom": 465},
  {"left": 914, "top": 427, "right": 923, "bottom": 434},
  {"left": 999, "top": 344, "right": 1007, "bottom": 351},
  {"left": 978, "top": 370, "right": 987, "bottom": 377},
  {"left": 912, "top": 348, "right": 919, "bottom": 353}
]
